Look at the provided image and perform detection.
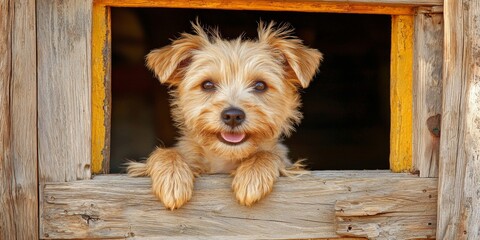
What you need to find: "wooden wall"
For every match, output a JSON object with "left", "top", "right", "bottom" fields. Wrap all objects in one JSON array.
[
  {"left": 1, "top": 0, "right": 479, "bottom": 239},
  {"left": 437, "top": 0, "right": 480, "bottom": 239},
  {"left": 0, "top": 0, "right": 38, "bottom": 239}
]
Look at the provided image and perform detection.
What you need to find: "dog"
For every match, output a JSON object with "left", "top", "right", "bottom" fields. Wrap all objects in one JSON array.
[{"left": 127, "top": 21, "right": 322, "bottom": 210}]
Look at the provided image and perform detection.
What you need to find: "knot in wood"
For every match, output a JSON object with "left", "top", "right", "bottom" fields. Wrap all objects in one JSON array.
[{"left": 427, "top": 114, "right": 441, "bottom": 137}]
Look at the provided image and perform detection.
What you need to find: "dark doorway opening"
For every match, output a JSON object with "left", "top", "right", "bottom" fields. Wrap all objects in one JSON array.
[{"left": 110, "top": 8, "right": 391, "bottom": 172}]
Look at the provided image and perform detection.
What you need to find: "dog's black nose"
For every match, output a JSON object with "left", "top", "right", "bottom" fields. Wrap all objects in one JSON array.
[{"left": 221, "top": 107, "right": 245, "bottom": 127}]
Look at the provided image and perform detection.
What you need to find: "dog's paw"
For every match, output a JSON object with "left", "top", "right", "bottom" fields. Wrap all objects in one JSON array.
[
  {"left": 148, "top": 150, "right": 194, "bottom": 210},
  {"left": 151, "top": 163, "right": 194, "bottom": 210},
  {"left": 232, "top": 152, "right": 280, "bottom": 206}
]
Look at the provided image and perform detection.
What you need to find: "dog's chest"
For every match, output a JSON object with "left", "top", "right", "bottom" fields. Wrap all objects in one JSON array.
[{"left": 204, "top": 152, "right": 239, "bottom": 173}]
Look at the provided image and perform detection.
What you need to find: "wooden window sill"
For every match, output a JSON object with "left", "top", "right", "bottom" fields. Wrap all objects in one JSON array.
[{"left": 41, "top": 170, "right": 437, "bottom": 239}]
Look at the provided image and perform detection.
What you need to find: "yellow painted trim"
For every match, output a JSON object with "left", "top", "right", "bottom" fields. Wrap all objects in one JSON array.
[
  {"left": 390, "top": 15, "right": 413, "bottom": 172},
  {"left": 92, "top": 3, "right": 111, "bottom": 174},
  {"left": 93, "top": 0, "right": 415, "bottom": 15}
]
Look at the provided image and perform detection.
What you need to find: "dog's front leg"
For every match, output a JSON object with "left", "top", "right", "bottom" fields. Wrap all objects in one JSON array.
[
  {"left": 231, "top": 151, "right": 283, "bottom": 206},
  {"left": 142, "top": 148, "right": 195, "bottom": 210}
]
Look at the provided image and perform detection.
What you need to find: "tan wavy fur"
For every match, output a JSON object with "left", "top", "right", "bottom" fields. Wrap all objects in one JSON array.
[{"left": 127, "top": 21, "right": 322, "bottom": 210}]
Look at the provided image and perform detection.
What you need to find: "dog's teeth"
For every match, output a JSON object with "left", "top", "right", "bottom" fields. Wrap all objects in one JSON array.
[{"left": 221, "top": 132, "right": 245, "bottom": 143}]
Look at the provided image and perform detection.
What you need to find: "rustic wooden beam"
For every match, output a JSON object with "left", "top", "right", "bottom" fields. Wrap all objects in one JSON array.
[
  {"left": 0, "top": 0, "right": 38, "bottom": 239},
  {"left": 96, "top": 0, "right": 443, "bottom": 5},
  {"left": 437, "top": 0, "right": 480, "bottom": 239},
  {"left": 412, "top": 10, "right": 443, "bottom": 177},
  {"left": 95, "top": 0, "right": 443, "bottom": 15},
  {"left": 41, "top": 171, "right": 437, "bottom": 239},
  {"left": 335, "top": 196, "right": 436, "bottom": 239},
  {"left": 37, "top": 0, "right": 92, "bottom": 182},
  {"left": 0, "top": 1, "right": 15, "bottom": 237}
]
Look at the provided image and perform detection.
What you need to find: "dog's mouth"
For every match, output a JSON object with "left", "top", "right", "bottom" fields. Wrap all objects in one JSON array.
[{"left": 218, "top": 132, "right": 248, "bottom": 145}]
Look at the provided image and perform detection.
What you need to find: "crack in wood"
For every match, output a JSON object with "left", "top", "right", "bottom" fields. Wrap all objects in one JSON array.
[{"left": 80, "top": 214, "right": 100, "bottom": 225}]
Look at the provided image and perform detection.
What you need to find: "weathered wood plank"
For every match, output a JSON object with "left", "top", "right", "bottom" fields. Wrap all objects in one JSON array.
[
  {"left": 413, "top": 11, "right": 443, "bottom": 177},
  {"left": 390, "top": 15, "right": 414, "bottom": 173},
  {"left": 93, "top": 0, "right": 439, "bottom": 15},
  {"left": 41, "top": 171, "right": 437, "bottom": 239},
  {"left": 335, "top": 196, "right": 436, "bottom": 239},
  {"left": 11, "top": 0, "right": 38, "bottom": 238},
  {"left": 37, "top": 0, "right": 92, "bottom": 182},
  {"left": 0, "top": 0, "right": 38, "bottom": 239},
  {"left": 0, "top": 1, "right": 15, "bottom": 238},
  {"left": 437, "top": 0, "right": 480, "bottom": 239},
  {"left": 96, "top": 0, "right": 443, "bottom": 7}
]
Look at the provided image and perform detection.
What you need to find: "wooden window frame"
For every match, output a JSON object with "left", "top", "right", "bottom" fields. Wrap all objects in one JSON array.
[
  {"left": 40, "top": 0, "right": 446, "bottom": 239},
  {"left": 91, "top": 0, "right": 430, "bottom": 175}
]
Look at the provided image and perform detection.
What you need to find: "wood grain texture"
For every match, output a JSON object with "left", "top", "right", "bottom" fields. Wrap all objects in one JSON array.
[
  {"left": 11, "top": 0, "right": 38, "bottom": 238},
  {"left": 413, "top": 12, "right": 443, "bottom": 177},
  {"left": 37, "top": 0, "right": 92, "bottom": 182},
  {"left": 390, "top": 15, "right": 414, "bottom": 173},
  {"left": 95, "top": 0, "right": 443, "bottom": 7},
  {"left": 0, "top": 0, "right": 38, "bottom": 239},
  {"left": 94, "top": 0, "right": 423, "bottom": 15},
  {"left": 92, "top": 4, "right": 111, "bottom": 174},
  {"left": 335, "top": 196, "right": 436, "bottom": 239},
  {"left": 41, "top": 171, "right": 437, "bottom": 239},
  {"left": 437, "top": 0, "right": 480, "bottom": 239},
  {"left": 0, "top": 1, "right": 15, "bottom": 238}
]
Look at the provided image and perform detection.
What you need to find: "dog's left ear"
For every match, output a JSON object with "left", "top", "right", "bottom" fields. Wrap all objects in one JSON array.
[{"left": 258, "top": 21, "right": 323, "bottom": 88}]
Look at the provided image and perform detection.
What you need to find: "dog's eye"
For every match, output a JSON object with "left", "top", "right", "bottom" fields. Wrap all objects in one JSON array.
[
  {"left": 201, "top": 81, "right": 216, "bottom": 91},
  {"left": 253, "top": 81, "right": 267, "bottom": 92}
]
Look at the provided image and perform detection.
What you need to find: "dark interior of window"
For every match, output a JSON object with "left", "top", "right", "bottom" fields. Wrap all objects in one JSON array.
[{"left": 110, "top": 8, "right": 391, "bottom": 173}]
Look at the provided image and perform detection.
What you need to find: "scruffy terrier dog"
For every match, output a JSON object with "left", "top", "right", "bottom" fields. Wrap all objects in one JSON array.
[{"left": 127, "top": 21, "right": 322, "bottom": 210}]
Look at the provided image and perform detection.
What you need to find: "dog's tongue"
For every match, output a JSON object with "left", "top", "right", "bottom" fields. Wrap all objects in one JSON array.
[{"left": 221, "top": 132, "right": 246, "bottom": 143}]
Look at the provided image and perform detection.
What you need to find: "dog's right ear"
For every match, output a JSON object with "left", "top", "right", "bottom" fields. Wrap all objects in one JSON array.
[{"left": 146, "top": 23, "right": 209, "bottom": 86}]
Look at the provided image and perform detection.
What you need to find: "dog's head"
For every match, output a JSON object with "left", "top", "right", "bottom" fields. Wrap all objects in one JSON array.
[{"left": 146, "top": 21, "right": 322, "bottom": 159}]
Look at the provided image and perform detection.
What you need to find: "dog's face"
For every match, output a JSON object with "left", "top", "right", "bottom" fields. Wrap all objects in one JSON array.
[{"left": 146, "top": 22, "right": 322, "bottom": 160}]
